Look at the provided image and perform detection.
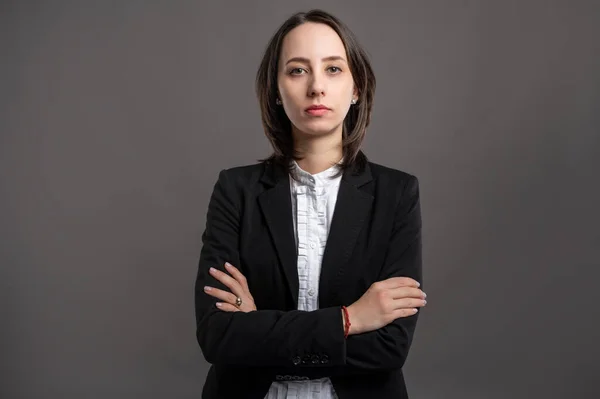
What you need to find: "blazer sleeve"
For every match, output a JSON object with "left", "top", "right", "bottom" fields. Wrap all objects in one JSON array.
[
  {"left": 195, "top": 169, "right": 347, "bottom": 367},
  {"left": 343, "top": 174, "right": 423, "bottom": 372}
]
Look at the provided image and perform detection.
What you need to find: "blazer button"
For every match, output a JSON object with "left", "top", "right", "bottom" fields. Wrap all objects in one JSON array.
[
  {"left": 311, "top": 354, "right": 320, "bottom": 364},
  {"left": 320, "top": 354, "right": 329, "bottom": 364},
  {"left": 302, "top": 354, "right": 311, "bottom": 364},
  {"left": 292, "top": 356, "right": 301, "bottom": 365}
]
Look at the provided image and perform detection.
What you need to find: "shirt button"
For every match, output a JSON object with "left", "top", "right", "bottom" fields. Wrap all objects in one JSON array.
[
  {"left": 310, "top": 242, "right": 316, "bottom": 249},
  {"left": 308, "top": 289, "right": 315, "bottom": 297}
]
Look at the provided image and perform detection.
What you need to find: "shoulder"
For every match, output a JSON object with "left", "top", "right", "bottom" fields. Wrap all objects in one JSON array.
[
  {"left": 367, "top": 161, "right": 419, "bottom": 196},
  {"left": 212, "top": 162, "right": 266, "bottom": 191},
  {"left": 220, "top": 162, "right": 264, "bottom": 179},
  {"left": 366, "top": 161, "right": 421, "bottom": 222}
]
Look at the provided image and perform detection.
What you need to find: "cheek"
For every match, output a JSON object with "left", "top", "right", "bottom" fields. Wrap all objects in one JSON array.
[
  {"left": 281, "top": 92, "right": 307, "bottom": 118},
  {"left": 282, "top": 83, "right": 304, "bottom": 99}
]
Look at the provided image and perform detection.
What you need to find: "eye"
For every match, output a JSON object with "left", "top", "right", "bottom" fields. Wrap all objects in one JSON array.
[
  {"left": 328, "top": 66, "right": 342, "bottom": 74},
  {"left": 289, "top": 67, "right": 306, "bottom": 75}
]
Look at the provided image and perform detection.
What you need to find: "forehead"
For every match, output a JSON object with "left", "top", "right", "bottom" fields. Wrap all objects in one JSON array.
[{"left": 280, "top": 22, "right": 347, "bottom": 61}]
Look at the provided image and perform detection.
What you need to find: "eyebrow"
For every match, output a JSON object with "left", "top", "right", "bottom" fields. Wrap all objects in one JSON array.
[{"left": 285, "top": 56, "right": 347, "bottom": 65}]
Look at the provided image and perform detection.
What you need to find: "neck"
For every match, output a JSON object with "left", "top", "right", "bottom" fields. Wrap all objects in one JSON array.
[{"left": 292, "top": 128, "right": 343, "bottom": 175}]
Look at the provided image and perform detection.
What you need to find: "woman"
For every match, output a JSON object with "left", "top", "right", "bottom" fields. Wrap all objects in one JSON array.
[{"left": 194, "top": 9, "right": 426, "bottom": 399}]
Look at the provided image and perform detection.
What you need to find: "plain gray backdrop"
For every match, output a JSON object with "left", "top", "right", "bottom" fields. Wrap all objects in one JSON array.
[{"left": 2, "top": 1, "right": 599, "bottom": 398}]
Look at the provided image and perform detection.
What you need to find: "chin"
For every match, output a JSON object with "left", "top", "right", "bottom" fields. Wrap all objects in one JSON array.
[
  {"left": 293, "top": 120, "right": 341, "bottom": 137},
  {"left": 295, "top": 126, "right": 338, "bottom": 137}
]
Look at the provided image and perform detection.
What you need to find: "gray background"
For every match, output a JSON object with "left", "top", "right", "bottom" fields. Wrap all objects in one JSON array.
[{"left": 2, "top": 1, "right": 599, "bottom": 398}]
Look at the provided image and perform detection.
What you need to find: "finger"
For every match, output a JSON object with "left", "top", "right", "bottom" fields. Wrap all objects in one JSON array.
[
  {"left": 215, "top": 302, "right": 240, "bottom": 312},
  {"left": 203, "top": 286, "right": 238, "bottom": 304},
  {"left": 209, "top": 267, "right": 242, "bottom": 296},
  {"left": 224, "top": 262, "right": 250, "bottom": 292},
  {"left": 390, "top": 286, "right": 426, "bottom": 300},
  {"left": 380, "top": 277, "right": 420, "bottom": 289},
  {"left": 391, "top": 307, "right": 419, "bottom": 318},
  {"left": 392, "top": 297, "right": 427, "bottom": 310}
]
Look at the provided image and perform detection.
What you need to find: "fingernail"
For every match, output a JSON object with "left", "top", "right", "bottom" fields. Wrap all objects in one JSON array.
[
  {"left": 413, "top": 308, "right": 419, "bottom": 313},
  {"left": 423, "top": 292, "right": 427, "bottom": 298},
  {"left": 216, "top": 302, "right": 222, "bottom": 308},
  {"left": 423, "top": 300, "right": 427, "bottom": 305},
  {"left": 225, "top": 262, "right": 232, "bottom": 268},
  {"left": 204, "top": 286, "right": 212, "bottom": 291},
  {"left": 416, "top": 282, "right": 420, "bottom": 287},
  {"left": 210, "top": 267, "right": 216, "bottom": 273}
]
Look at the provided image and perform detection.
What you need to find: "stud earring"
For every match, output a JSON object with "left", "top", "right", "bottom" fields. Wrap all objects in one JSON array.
[
  {"left": 351, "top": 98, "right": 357, "bottom": 104},
  {"left": 276, "top": 98, "right": 282, "bottom": 105}
]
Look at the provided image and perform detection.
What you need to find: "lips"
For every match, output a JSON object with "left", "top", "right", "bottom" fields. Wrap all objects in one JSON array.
[
  {"left": 305, "top": 105, "right": 330, "bottom": 111},
  {"left": 305, "top": 107, "right": 330, "bottom": 116}
]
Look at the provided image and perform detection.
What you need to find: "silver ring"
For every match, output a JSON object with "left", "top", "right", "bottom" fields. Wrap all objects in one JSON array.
[{"left": 235, "top": 297, "right": 242, "bottom": 307}]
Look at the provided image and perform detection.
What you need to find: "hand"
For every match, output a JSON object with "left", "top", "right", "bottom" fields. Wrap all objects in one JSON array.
[
  {"left": 345, "top": 277, "right": 426, "bottom": 335},
  {"left": 203, "top": 262, "right": 257, "bottom": 313}
]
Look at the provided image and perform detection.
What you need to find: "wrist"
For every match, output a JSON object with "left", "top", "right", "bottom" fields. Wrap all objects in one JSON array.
[
  {"left": 341, "top": 306, "right": 351, "bottom": 338},
  {"left": 345, "top": 304, "right": 359, "bottom": 336}
]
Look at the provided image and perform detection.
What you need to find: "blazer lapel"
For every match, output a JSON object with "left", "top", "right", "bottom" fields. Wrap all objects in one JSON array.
[
  {"left": 257, "top": 161, "right": 374, "bottom": 308},
  {"left": 258, "top": 163, "right": 300, "bottom": 306},
  {"left": 319, "top": 164, "right": 373, "bottom": 306}
]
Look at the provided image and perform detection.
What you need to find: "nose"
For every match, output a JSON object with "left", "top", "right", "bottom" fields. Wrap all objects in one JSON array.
[{"left": 308, "top": 71, "right": 326, "bottom": 98}]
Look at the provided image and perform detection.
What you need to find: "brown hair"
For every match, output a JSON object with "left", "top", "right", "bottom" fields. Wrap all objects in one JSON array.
[{"left": 256, "top": 9, "right": 376, "bottom": 175}]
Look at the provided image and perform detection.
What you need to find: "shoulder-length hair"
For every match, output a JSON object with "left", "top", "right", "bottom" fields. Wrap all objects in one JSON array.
[{"left": 256, "top": 9, "right": 376, "bottom": 175}]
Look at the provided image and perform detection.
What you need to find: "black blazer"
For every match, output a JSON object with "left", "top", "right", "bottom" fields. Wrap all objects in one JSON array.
[{"left": 195, "top": 157, "right": 423, "bottom": 399}]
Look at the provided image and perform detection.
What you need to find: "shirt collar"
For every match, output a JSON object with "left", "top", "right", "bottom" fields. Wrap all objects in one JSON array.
[{"left": 291, "top": 159, "right": 342, "bottom": 188}]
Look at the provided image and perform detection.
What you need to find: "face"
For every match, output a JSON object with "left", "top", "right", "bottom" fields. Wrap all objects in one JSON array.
[{"left": 277, "top": 22, "right": 358, "bottom": 139}]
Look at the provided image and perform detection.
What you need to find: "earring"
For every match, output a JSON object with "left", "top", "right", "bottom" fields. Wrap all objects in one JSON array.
[
  {"left": 276, "top": 98, "right": 282, "bottom": 105},
  {"left": 351, "top": 98, "right": 357, "bottom": 104}
]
